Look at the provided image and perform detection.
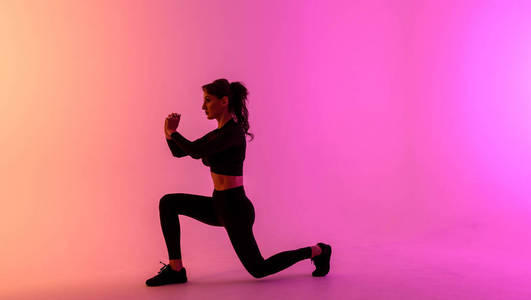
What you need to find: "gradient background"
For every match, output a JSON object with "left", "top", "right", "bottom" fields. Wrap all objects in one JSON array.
[{"left": 1, "top": 0, "right": 531, "bottom": 298}]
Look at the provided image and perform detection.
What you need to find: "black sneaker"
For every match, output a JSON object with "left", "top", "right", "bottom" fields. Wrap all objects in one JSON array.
[
  {"left": 311, "top": 242, "right": 332, "bottom": 277},
  {"left": 145, "top": 261, "right": 187, "bottom": 286}
]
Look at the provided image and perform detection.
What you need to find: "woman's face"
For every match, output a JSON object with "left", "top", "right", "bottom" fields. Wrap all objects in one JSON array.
[{"left": 202, "top": 91, "right": 228, "bottom": 119}]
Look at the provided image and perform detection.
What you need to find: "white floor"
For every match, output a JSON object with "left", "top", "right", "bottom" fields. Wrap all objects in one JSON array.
[{"left": 4, "top": 240, "right": 530, "bottom": 300}]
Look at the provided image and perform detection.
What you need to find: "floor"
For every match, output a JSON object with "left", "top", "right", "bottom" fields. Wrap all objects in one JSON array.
[{"left": 3, "top": 240, "right": 530, "bottom": 300}]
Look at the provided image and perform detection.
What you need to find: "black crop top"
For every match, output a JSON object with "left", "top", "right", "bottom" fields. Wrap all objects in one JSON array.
[{"left": 166, "top": 118, "right": 246, "bottom": 176}]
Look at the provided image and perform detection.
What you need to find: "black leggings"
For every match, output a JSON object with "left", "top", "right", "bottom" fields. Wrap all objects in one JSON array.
[{"left": 159, "top": 185, "right": 312, "bottom": 278}]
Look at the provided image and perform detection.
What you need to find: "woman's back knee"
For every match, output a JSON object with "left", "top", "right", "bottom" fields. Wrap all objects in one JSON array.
[{"left": 245, "top": 263, "right": 266, "bottom": 279}]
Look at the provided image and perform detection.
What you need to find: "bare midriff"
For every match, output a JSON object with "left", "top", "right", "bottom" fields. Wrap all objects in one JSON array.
[{"left": 211, "top": 171, "right": 244, "bottom": 191}]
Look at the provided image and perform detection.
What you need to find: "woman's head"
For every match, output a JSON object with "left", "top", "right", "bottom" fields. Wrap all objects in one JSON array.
[{"left": 201, "top": 78, "right": 254, "bottom": 141}]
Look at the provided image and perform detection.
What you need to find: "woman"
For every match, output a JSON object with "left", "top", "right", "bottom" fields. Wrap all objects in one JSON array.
[{"left": 146, "top": 78, "right": 332, "bottom": 286}]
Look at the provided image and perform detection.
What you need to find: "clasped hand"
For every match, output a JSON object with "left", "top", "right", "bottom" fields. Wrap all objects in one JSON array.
[{"left": 164, "top": 113, "right": 181, "bottom": 139}]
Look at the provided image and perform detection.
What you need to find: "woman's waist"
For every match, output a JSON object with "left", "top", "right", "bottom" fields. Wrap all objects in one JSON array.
[
  {"left": 211, "top": 172, "right": 243, "bottom": 187},
  {"left": 213, "top": 185, "right": 245, "bottom": 193}
]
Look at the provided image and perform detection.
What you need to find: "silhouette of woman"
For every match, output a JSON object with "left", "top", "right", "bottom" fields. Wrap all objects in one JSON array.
[{"left": 146, "top": 78, "right": 332, "bottom": 286}]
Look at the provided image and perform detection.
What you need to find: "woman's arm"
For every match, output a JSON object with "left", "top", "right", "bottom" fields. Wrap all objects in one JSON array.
[
  {"left": 164, "top": 114, "right": 242, "bottom": 159},
  {"left": 164, "top": 115, "right": 187, "bottom": 158},
  {"left": 166, "top": 138, "right": 187, "bottom": 157},
  {"left": 169, "top": 128, "right": 242, "bottom": 159}
]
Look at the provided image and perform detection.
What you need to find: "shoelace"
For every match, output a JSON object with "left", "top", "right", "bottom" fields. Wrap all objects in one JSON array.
[{"left": 157, "top": 261, "right": 171, "bottom": 274}]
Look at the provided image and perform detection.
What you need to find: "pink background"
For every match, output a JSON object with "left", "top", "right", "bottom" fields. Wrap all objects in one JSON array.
[{"left": 1, "top": 0, "right": 530, "bottom": 298}]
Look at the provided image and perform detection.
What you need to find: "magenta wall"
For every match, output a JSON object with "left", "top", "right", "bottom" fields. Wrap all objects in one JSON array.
[{"left": 1, "top": 0, "right": 530, "bottom": 293}]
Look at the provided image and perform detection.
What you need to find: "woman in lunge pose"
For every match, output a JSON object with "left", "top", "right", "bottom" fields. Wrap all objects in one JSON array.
[{"left": 146, "top": 78, "right": 332, "bottom": 286}]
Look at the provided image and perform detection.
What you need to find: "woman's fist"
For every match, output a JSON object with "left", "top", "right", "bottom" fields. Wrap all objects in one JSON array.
[
  {"left": 167, "top": 113, "right": 180, "bottom": 130},
  {"left": 164, "top": 113, "right": 181, "bottom": 139}
]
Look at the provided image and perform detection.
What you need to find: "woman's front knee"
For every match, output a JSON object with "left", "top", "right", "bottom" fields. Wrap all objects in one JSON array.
[{"left": 159, "top": 193, "right": 181, "bottom": 211}]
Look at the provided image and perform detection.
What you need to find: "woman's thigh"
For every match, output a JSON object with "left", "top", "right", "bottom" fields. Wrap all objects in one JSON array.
[
  {"left": 216, "top": 195, "right": 262, "bottom": 271},
  {"left": 160, "top": 193, "right": 223, "bottom": 227},
  {"left": 224, "top": 222, "right": 264, "bottom": 274}
]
